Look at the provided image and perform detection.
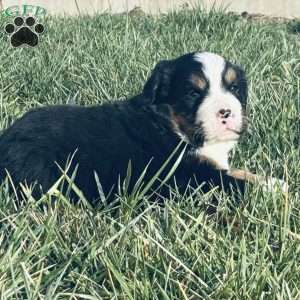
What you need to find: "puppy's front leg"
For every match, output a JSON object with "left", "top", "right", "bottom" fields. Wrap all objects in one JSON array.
[{"left": 228, "top": 168, "right": 288, "bottom": 193}]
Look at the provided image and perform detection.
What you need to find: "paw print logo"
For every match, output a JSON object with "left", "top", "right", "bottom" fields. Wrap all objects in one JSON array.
[{"left": 4, "top": 16, "right": 45, "bottom": 47}]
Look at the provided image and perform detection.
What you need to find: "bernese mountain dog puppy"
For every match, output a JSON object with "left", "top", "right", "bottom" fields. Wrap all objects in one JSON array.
[{"left": 0, "top": 52, "right": 286, "bottom": 206}]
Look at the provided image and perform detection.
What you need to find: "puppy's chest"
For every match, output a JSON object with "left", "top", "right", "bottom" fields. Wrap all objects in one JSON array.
[{"left": 194, "top": 140, "right": 237, "bottom": 170}]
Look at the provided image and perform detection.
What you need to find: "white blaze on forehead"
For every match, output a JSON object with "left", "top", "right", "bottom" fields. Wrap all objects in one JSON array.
[{"left": 193, "top": 52, "right": 225, "bottom": 91}]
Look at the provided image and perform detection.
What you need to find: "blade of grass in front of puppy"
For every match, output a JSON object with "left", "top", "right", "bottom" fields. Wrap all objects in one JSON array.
[
  {"left": 55, "top": 163, "right": 93, "bottom": 210},
  {"left": 64, "top": 175, "right": 93, "bottom": 209},
  {"left": 94, "top": 171, "right": 107, "bottom": 206},
  {"left": 123, "top": 160, "right": 132, "bottom": 194},
  {"left": 139, "top": 141, "right": 186, "bottom": 199},
  {"left": 131, "top": 159, "right": 153, "bottom": 195},
  {"left": 64, "top": 163, "right": 79, "bottom": 199},
  {"left": 154, "top": 145, "right": 187, "bottom": 191}
]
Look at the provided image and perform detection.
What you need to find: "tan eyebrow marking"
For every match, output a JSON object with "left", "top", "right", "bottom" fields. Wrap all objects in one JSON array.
[
  {"left": 190, "top": 74, "right": 207, "bottom": 90},
  {"left": 224, "top": 67, "right": 237, "bottom": 84}
]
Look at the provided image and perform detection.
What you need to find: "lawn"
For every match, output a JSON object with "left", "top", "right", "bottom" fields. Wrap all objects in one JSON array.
[{"left": 0, "top": 7, "right": 299, "bottom": 299}]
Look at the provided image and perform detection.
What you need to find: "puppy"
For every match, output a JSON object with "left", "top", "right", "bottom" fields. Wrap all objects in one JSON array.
[{"left": 0, "top": 52, "right": 285, "bottom": 206}]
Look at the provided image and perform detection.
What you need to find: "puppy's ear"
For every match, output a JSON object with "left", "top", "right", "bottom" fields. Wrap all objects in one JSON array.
[
  {"left": 237, "top": 65, "right": 248, "bottom": 104},
  {"left": 232, "top": 63, "right": 248, "bottom": 104},
  {"left": 142, "top": 60, "right": 174, "bottom": 105}
]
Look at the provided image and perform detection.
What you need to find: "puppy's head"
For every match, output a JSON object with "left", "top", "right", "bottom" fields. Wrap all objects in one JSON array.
[{"left": 142, "top": 52, "right": 248, "bottom": 147}]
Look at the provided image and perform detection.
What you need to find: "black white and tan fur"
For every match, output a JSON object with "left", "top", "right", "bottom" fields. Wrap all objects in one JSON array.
[{"left": 0, "top": 52, "right": 287, "bottom": 205}]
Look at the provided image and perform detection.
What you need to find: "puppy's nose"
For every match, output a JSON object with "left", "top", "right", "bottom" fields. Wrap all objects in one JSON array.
[{"left": 218, "top": 108, "right": 232, "bottom": 119}]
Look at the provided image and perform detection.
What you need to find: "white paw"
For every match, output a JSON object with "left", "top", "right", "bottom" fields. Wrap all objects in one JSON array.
[{"left": 262, "top": 177, "right": 289, "bottom": 193}]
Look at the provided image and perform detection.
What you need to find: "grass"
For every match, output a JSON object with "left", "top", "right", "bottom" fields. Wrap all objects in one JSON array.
[{"left": 0, "top": 6, "right": 299, "bottom": 299}]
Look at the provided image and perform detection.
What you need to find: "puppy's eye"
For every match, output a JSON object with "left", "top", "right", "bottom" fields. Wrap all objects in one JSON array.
[
  {"left": 229, "top": 83, "right": 239, "bottom": 94},
  {"left": 190, "top": 90, "right": 201, "bottom": 98}
]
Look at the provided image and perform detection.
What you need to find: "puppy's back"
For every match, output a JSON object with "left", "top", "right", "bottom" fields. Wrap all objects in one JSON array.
[{"left": 0, "top": 102, "right": 178, "bottom": 201}]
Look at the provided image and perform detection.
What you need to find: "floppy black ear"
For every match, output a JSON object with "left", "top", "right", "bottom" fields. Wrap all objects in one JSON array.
[
  {"left": 234, "top": 64, "right": 248, "bottom": 105},
  {"left": 142, "top": 60, "right": 174, "bottom": 105}
]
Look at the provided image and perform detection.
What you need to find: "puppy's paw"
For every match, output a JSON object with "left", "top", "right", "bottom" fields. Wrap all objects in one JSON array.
[{"left": 262, "top": 177, "right": 288, "bottom": 193}]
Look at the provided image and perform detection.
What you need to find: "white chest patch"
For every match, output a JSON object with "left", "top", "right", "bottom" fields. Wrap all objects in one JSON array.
[{"left": 196, "top": 140, "right": 237, "bottom": 170}]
